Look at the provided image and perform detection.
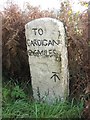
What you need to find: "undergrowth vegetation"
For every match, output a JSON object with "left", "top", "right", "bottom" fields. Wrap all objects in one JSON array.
[{"left": 2, "top": 80, "right": 84, "bottom": 119}]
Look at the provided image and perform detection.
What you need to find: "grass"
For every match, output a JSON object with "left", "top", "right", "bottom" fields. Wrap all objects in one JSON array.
[{"left": 2, "top": 80, "right": 84, "bottom": 119}]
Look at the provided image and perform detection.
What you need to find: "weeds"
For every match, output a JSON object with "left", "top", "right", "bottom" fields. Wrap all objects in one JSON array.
[{"left": 2, "top": 80, "right": 84, "bottom": 119}]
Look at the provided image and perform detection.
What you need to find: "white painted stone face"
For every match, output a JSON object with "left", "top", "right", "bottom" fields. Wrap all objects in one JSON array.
[{"left": 25, "top": 18, "right": 69, "bottom": 103}]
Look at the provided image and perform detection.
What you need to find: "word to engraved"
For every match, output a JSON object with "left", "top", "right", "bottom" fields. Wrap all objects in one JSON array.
[
  {"left": 32, "top": 28, "right": 44, "bottom": 35},
  {"left": 32, "top": 28, "right": 61, "bottom": 37}
]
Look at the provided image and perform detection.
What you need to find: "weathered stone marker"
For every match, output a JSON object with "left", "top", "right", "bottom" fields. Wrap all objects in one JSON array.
[{"left": 25, "top": 18, "right": 69, "bottom": 103}]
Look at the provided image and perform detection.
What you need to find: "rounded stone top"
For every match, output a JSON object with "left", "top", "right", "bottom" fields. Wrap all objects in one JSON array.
[{"left": 25, "top": 17, "right": 63, "bottom": 27}]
